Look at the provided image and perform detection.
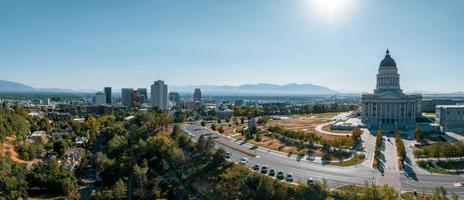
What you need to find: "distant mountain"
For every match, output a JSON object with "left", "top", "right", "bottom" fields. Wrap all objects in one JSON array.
[
  {"left": 171, "top": 83, "right": 339, "bottom": 95},
  {"left": 0, "top": 80, "right": 35, "bottom": 92},
  {"left": 0, "top": 79, "right": 87, "bottom": 93}
]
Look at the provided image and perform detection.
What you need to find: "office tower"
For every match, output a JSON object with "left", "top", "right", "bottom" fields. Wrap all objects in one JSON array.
[
  {"left": 95, "top": 91, "right": 106, "bottom": 105},
  {"left": 193, "top": 88, "right": 202, "bottom": 102},
  {"left": 151, "top": 80, "right": 168, "bottom": 111},
  {"left": 104, "top": 87, "right": 112, "bottom": 104},
  {"left": 121, "top": 88, "right": 134, "bottom": 107},
  {"left": 137, "top": 88, "right": 148, "bottom": 103},
  {"left": 169, "top": 92, "right": 181, "bottom": 107}
]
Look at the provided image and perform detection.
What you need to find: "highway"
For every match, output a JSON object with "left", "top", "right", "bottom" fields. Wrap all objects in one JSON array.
[{"left": 183, "top": 123, "right": 464, "bottom": 198}]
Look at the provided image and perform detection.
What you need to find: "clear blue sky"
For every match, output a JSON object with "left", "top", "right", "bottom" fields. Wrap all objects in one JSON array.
[{"left": 0, "top": 0, "right": 463, "bottom": 92}]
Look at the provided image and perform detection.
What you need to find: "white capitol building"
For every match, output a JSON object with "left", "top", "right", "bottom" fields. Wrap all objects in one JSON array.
[{"left": 361, "top": 50, "right": 422, "bottom": 130}]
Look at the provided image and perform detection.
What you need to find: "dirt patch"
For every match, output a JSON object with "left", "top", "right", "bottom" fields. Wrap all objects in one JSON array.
[
  {"left": 0, "top": 136, "right": 40, "bottom": 168},
  {"left": 268, "top": 118, "right": 346, "bottom": 141}
]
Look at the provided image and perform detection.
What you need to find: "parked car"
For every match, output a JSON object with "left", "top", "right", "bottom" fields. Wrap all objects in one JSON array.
[
  {"left": 260, "top": 165, "right": 268, "bottom": 174},
  {"left": 253, "top": 164, "right": 260, "bottom": 171},
  {"left": 276, "top": 171, "right": 285, "bottom": 180},
  {"left": 225, "top": 152, "right": 232, "bottom": 159},
  {"left": 239, "top": 157, "right": 248, "bottom": 165},
  {"left": 307, "top": 154, "right": 315, "bottom": 161},
  {"left": 269, "top": 169, "right": 275, "bottom": 177},
  {"left": 307, "top": 178, "right": 315, "bottom": 186},
  {"left": 286, "top": 173, "right": 294, "bottom": 182}
]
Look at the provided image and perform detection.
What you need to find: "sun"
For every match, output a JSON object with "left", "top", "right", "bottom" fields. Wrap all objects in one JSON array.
[{"left": 310, "top": 0, "right": 354, "bottom": 23}]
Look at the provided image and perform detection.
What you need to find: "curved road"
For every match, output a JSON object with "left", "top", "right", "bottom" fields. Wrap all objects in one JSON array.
[{"left": 184, "top": 123, "right": 464, "bottom": 198}]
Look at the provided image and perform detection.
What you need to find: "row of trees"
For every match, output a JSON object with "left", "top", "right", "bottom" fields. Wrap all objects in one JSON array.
[
  {"left": 268, "top": 126, "right": 321, "bottom": 143},
  {"left": 260, "top": 103, "right": 358, "bottom": 116},
  {"left": 394, "top": 129, "right": 406, "bottom": 170},
  {"left": 232, "top": 103, "right": 358, "bottom": 118},
  {"left": 414, "top": 141, "right": 464, "bottom": 159},
  {"left": 373, "top": 130, "right": 384, "bottom": 169}
]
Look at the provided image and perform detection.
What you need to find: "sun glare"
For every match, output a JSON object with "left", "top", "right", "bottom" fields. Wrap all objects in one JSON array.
[{"left": 310, "top": 0, "right": 354, "bottom": 23}]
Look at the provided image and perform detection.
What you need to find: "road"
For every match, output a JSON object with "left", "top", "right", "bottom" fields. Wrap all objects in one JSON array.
[
  {"left": 80, "top": 135, "right": 104, "bottom": 200},
  {"left": 184, "top": 123, "right": 464, "bottom": 198},
  {"left": 184, "top": 124, "right": 377, "bottom": 188},
  {"left": 376, "top": 135, "right": 401, "bottom": 191}
]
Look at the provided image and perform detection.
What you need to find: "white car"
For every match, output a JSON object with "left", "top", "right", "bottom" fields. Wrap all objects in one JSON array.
[
  {"left": 239, "top": 157, "right": 248, "bottom": 165},
  {"left": 454, "top": 183, "right": 464, "bottom": 187}
]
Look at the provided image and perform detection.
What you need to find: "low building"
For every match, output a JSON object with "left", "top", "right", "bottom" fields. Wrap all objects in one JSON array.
[
  {"left": 436, "top": 105, "right": 464, "bottom": 132},
  {"left": 75, "top": 136, "right": 88, "bottom": 146},
  {"left": 27, "top": 131, "right": 47, "bottom": 143},
  {"left": 422, "top": 99, "right": 464, "bottom": 113},
  {"left": 216, "top": 104, "right": 233, "bottom": 119},
  {"left": 61, "top": 148, "right": 82, "bottom": 171},
  {"left": 82, "top": 105, "right": 114, "bottom": 116}
]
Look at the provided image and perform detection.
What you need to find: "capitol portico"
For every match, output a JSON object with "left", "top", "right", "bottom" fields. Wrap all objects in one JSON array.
[{"left": 361, "top": 50, "right": 422, "bottom": 130}]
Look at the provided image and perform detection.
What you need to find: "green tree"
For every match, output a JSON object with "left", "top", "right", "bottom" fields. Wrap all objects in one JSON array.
[
  {"left": 133, "top": 164, "right": 148, "bottom": 197},
  {"left": 53, "top": 140, "right": 68, "bottom": 157},
  {"left": 415, "top": 127, "right": 424, "bottom": 142},
  {"left": 218, "top": 126, "right": 224, "bottom": 134},
  {"left": 112, "top": 179, "right": 127, "bottom": 200},
  {"left": 211, "top": 123, "right": 217, "bottom": 131},
  {"left": 95, "top": 152, "right": 113, "bottom": 179}
]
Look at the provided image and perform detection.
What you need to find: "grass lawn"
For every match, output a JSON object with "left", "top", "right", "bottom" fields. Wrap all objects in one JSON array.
[
  {"left": 417, "top": 161, "right": 464, "bottom": 175},
  {"left": 331, "top": 154, "right": 365, "bottom": 166},
  {"left": 336, "top": 185, "right": 368, "bottom": 193}
]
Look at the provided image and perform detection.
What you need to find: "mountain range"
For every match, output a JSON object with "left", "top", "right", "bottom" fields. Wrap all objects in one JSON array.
[
  {"left": 0, "top": 80, "right": 338, "bottom": 95},
  {"left": 0, "top": 79, "right": 462, "bottom": 95},
  {"left": 170, "top": 83, "right": 339, "bottom": 95}
]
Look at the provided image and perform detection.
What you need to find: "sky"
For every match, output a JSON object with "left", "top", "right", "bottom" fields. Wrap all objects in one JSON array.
[{"left": 0, "top": 0, "right": 463, "bottom": 93}]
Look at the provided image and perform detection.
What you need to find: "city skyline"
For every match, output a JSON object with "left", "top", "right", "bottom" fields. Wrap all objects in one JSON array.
[{"left": 1, "top": 0, "right": 463, "bottom": 93}]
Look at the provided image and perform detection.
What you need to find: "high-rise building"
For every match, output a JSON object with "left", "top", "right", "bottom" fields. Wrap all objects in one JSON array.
[
  {"left": 193, "top": 88, "right": 202, "bottom": 102},
  {"left": 169, "top": 92, "right": 181, "bottom": 107},
  {"left": 95, "top": 91, "right": 106, "bottom": 105},
  {"left": 137, "top": 88, "right": 148, "bottom": 103},
  {"left": 104, "top": 87, "right": 112, "bottom": 104},
  {"left": 121, "top": 88, "right": 134, "bottom": 107},
  {"left": 151, "top": 80, "right": 168, "bottom": 111}
]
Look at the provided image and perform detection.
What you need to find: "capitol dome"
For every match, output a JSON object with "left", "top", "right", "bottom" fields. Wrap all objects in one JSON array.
[{"left": 379, "top": 49, "right": 397, "bottom": 67}]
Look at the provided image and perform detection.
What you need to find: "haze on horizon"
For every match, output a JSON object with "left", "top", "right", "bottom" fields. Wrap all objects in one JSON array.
[{"left": 0, "top": 0, "right": 463, "bottom": 93}]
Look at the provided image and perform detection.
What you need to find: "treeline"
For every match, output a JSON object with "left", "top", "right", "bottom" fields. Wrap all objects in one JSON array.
[
  {"left": 394, "top": 129, "right": 406, "bottom": 170},
  {"left": 232, "top": 103, "right": 358, "bottom": 117},
  {"left": 268, "top": 126, "right": 321, "bottom": 142},
  {"left": 262, "top": 103, "right": 358, "bottom": 116},
  {"left": 0, "top": 157, "right": 79, "bottom": 199},
  {"left": 0, "top": 103, "right": 30, "bottom": 142},
  {"left": 414, "top": 142, "right": 464, "bottom": 159},
  {"left": 373, "top": 130, "right": 384, "bottom": 169}
]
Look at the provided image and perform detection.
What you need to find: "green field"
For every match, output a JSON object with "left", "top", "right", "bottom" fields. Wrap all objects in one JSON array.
[
  {"left": 331, "top": 154, "right": 365, "bottom": 167},
  {"left": 417, "top": 160, "right": 464, "bottom": 175}
]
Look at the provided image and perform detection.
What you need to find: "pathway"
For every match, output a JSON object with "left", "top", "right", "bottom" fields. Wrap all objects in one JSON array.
[
  {"left": 444, "top": 131, "right": 464, "bottom": 142},
  {"left": 377, "top": 135, "right": 401, "bottom": 191}
]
